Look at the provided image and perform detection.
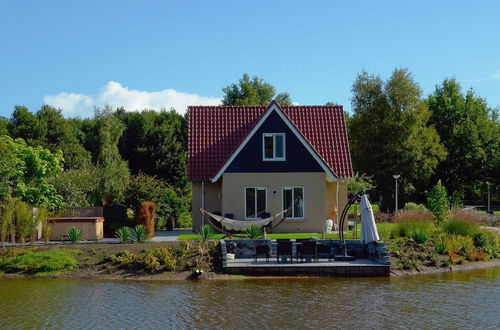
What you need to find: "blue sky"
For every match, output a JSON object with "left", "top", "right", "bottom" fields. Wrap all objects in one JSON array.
[{"left": 1, "top": 0, "right": 499, "bottom": 117}]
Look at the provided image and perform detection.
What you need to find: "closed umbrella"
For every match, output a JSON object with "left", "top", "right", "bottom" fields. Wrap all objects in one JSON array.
[{"left": 360, "top": 193, "right": 379, "bottom": 243}]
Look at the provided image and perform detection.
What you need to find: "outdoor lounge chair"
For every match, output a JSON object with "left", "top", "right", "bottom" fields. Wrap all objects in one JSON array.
[
  {"left": 276, "top": 240, "right": 293, "bottom": 263},
  {"left": 253, "top": 241, "right": 271, "bottom": 262},
  {"left": 298, "top": 240, "right": 317, "bottom": 262}
]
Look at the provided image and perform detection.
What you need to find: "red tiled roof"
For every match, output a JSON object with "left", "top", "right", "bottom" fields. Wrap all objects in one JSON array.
[{"left": 188, "top": 102, "right": 353, "bottom": 181}]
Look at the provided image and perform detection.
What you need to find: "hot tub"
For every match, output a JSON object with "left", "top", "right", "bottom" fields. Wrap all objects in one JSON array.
[{"left": 49, "top": 217, "right": 104, "bottom": 241}]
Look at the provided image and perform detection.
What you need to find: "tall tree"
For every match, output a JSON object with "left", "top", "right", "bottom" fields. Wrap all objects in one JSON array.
[
  {"left": 92, "top": 106, "right": 130, "bottom": 205},
  {"left": 427, "top": 79, "right": 500, "bottom": 201},
  {"left": 222, "top": 73, "right": 292, "bottom": 106},
  {"left": 0, "top": 116, "right": 8, "bottom": 135},
  {"left": 8, "top": 105, "right": 91, "bottom": 169},
  {"left": 348, "top": 69, "right": 446, "bottom": 210}
]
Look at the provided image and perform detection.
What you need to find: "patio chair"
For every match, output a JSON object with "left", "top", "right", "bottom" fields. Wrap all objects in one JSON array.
[
  {"left": 276, "top": 240, "right": 293, "bottom": 263},
  {"left": 253, "top": 241, "right": 271, "bottom": 262},
  {"left": 295, "top": 239, "right": 311, "bottom": 262},
  {"left": 317, "top": 243, "right": 333, "bottom": 262},
  {"left": 298, "top": 240, "right": 317, "bottom": 262}
]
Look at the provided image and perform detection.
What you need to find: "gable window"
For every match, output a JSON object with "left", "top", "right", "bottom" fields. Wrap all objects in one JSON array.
[
  {"left": 282, "top": 187, "right": 304, "bottom": 219},
  {"left": 263, "top": 133, "right": 285, "bottom": 161},
  {"left": 245, "top": 187, "right": 267, "bottom": 219}
]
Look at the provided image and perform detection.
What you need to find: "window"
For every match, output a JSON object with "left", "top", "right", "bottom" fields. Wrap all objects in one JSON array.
[
  {"left": 263, "top": 133, "right": 285, "bottom": 160},
  {"left": 282, "top": 187, "right": 304, "bottom": 219},
  {"left": 245, "top": 187, "right": 267, "bottom": 219}
]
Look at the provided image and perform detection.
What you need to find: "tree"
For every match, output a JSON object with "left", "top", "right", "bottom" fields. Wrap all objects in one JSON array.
[
  {"left": 427, "top": 180, "right": 450, "bottom": 224},
  {"left": 92, "top": 106, "right": 130, "bottom": 205},
  {"left": 222, "top": 73, "right": 292, "bottom": 106},
  {"left": 0, "top": 117, "right": 8, "bottom": 135},
  {"left": 348, "top": 69, "right": 446, "bottom": 210},
  {"left": 8, "top": 105, "right": 91, "bottom": 169},
  {"left": 427, "top": 79, "right": 500, "bottom": 201},
  {"left": 124, "top": 173, "right": 188, "bottom": 230},
  {"left": 0, "top": 136, "right": 65, "bottom": 210}
]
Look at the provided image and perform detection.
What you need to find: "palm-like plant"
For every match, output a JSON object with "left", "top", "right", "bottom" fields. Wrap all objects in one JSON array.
[
  {"left": 195, "top": 225, "right": 219, "bottom": 244},
  {"left": 132, "top": 225, "right": 149, "bottom": 243},
  {"left": 115, "top": 226, "right": 133, "bottom": 243},
  {"left": 245, "top": 224, "right": 263, "bottom": 239},
  {"left": 67, "top": 226, "right": 83, "bottom": 243}
]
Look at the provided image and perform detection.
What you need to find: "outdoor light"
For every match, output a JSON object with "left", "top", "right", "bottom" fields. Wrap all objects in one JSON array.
[{"left": 393, "top": 174, "right": 400, "bottom": 213}]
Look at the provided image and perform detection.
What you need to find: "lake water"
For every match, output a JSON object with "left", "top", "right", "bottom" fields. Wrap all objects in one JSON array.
[{"left": 0, "top": 267, "right": 499, "bottom": 329}]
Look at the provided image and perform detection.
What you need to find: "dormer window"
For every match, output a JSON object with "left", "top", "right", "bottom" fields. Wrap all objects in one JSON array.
[{"left": 263, "top": 133, "right": 285, "bottom": 161}]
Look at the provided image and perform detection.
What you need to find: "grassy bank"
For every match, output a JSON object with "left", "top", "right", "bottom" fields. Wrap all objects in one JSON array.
[{"left": 0, "top": 241, "right": 220, "bottom": 280}]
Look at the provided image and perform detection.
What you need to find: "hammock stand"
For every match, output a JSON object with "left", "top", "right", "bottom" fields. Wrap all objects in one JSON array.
[{"left": 200, "top": 208, "right": 290, "bottom": 238}]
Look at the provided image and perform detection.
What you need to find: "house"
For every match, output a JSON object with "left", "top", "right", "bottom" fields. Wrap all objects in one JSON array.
[{"left": 188, "top": 101, "right": 353, "bottom": 233}]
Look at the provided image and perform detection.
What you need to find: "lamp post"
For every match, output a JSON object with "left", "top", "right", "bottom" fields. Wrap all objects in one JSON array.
[
  {"left": 486, "top": 182, "right": 491, "bottom": 213},
  {"left": 393, "top": 174, "right": 400, "bottom": 213}
]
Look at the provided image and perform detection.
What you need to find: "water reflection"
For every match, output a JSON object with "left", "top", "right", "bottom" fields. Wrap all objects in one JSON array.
[{"left": 0, "top": 267, "right": 498, "bottom": 329}]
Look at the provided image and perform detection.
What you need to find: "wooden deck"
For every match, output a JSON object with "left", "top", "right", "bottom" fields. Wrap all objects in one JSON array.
[{"left": 225, "top": 258, "right": 390, "bottom": 277}]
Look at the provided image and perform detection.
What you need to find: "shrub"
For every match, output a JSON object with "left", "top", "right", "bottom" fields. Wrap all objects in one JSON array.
[
  {"left": 132, "top": 225, "right": 149, "bottom": 243},
  {"left": 394, "top": 209, "right": 433, "bottom": 223},
  {"left": 67, "top": 227, "right": 83, "bottom": 243},
  {"left": 245, "top": 225, "right": 263, "bottom": 239},
  {"left": 443, "top": 235, "right": 478, "bottom": 263},
  {"left": 114, "top": 250, "right": 138, "bottom": 267},
  {"left": 195, "top": 225, "right": 219, "bottom": 244},
  {"left": 144, "top": 247, "right": 176, "bottom": 270},
  {"left": 142, "top": 255, "right": 161, "bottom": 272},
  {"left": 427, "top": 180, "right": 450, "bottom": 224},
  {"left": 443, "top": 219, "right": 479, "bottom": 237},
  {"left": 474, "top": 230, "right": 499, "bottom": 258},
  {"left": 403, "top": 202, "right": 428, "bottom": 212},
  {"left": 176, "top": 212, "right": 192, "bottom": 228},
  {"left": 115, "top": 227, "right": 134, "bottom": 243},
  {"left": 0, "top": 249, "right": 78, "bottom": 275}
]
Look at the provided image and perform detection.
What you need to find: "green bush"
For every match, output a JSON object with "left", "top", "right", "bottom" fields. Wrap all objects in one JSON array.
[
  {"left": 245, "top": 224, "right": 263, "bottom": 239},
  {"left": 144, "top": 247, "right": 177, "bottom": 271},
  {"left": 473, "top": 230, "right": 499, "bottom": 258},
  {"left": 443, "top": 219, "right": 479, "bottom": 237},
  {"left": 176, "top": 212, "right": 192, "bottom": 228},
  {"left": 132, "top": 225, "right": 149, "bottom": 243},
  {"left": 124, "top": 173, "right": 188, "bottom": 230},
  {"left": 115, "top": 227, "right": 133, "bottom": 243},
  {"left": 0, "top": 249, "right": 78, "bottom": 275},
  {"left": 403, "top": 202, "right": 428, "bottom": 212},
  {"left": 114, "top": 250, "right": 139, "bottom": 267},
  {"left": 67, "top": 226, "right": 83, "bottom": 243}
]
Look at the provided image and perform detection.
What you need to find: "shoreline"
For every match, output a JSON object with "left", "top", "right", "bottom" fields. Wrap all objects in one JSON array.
[{"left": 2, "top": 259, "right": 499, "bottom": 282}]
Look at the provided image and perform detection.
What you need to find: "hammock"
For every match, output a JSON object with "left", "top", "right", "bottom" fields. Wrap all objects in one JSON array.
[{"left": 200, "top": 208, "right": 289, "bottom": 233}]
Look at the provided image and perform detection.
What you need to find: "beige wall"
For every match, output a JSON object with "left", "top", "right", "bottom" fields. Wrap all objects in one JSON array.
[
  {"left": 192, "top": 181, "right": 222, "bottom": 230},
  {"left": 325, "top": 181, "right": 348, "bottom": 230},
  {"left": 222, "top": 172, "right": 330, "bottom": 233}
]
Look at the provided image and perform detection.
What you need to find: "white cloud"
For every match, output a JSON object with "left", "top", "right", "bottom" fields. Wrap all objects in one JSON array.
[
  {"left": 44, "top": 81, "right": 221, "bottom": 117},
  {"left": 463, "top": 71, "right": 500, "bottom": 83}
]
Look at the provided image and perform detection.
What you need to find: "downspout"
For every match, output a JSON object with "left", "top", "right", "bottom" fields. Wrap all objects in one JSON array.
[{"left": 201, "top": 181, "right": 205, "bottom": 226}]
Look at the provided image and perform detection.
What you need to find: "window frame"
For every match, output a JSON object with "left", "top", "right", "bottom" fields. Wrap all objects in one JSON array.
[
  {"left": 282, "top": 186, "right": 305, "bottom": 220},
  {"left": 262, "top": 133, "right": 286, "bottom": 161},
  {"left": 244, "top": 187, "right": 267, "bottom": 220}
]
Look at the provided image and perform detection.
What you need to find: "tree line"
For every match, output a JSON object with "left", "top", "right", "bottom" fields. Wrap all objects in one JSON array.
[{"left": 0, "top": 71, "right": 498, "bottom": 221}]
